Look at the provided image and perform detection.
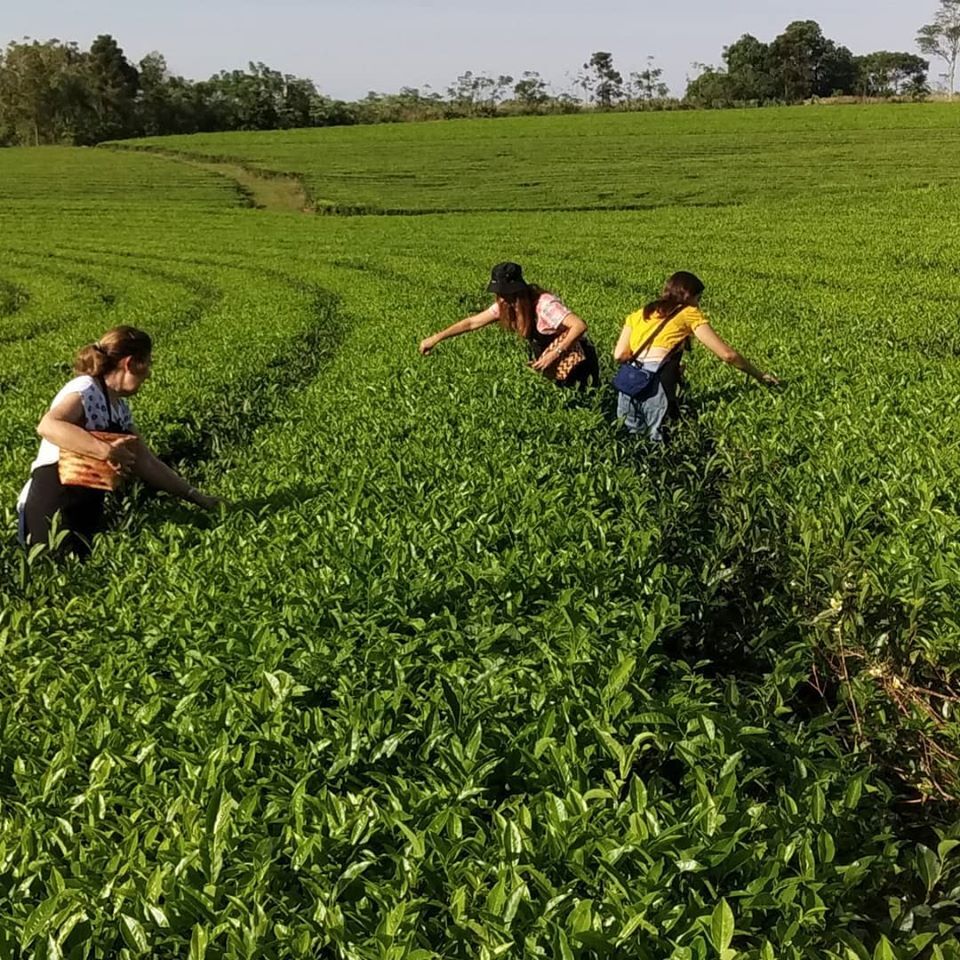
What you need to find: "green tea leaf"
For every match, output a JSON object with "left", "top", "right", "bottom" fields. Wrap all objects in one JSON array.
[
  {"left": 120, "top": 914, "right": 148, "bottom": 955},
  {"left": 189, "top": 923, "right": 208, "bottom": 960},
  {"left": 710, "top": 899, "right": 734, "bottom": 954},
  {"left": 916, "top": 844, "right": 940, "bottom": 896},
  {"left": 872, "top": 935, "right": 896, "bottom": 960}
]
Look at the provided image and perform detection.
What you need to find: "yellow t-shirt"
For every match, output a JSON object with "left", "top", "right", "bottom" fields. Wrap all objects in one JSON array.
[{"left": 625, "top": 305, "right": 708, "bottom": 355}]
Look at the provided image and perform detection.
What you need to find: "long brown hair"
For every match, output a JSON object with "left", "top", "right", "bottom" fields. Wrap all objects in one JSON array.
[
  {"left": 643, "top": 271, "right": 705, "bottom": 320},
  {"left": 496, "top": 285, "right": 545, "bottom": 340},
  {"left": 74, "top": 326, "right": 152, "bottom": 378}
]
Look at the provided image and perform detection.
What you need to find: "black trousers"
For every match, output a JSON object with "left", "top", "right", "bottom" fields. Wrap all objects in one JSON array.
[
  {"left": 659, "top": 351, "right": 683, "bottom": 419},
  {"left": 23, "top": 464, "right": 106, "bottom": 558}
]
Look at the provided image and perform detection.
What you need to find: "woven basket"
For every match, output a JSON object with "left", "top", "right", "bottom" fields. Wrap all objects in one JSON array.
[
  {"left": 553, "top": 340, "right": 586, "bottom": 382},
  {"left": 58, "top": 431, "right": 129, "bottom": 491}
]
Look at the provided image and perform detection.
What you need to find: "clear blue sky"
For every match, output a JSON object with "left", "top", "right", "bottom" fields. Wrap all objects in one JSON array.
[{"left": 4, "top": 1, "right": 938, "bottom": 98}]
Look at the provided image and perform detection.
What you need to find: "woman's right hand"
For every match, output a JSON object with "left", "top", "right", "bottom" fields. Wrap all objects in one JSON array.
[
  {"left": 418, "top": 336, "right": 437, "bottom": 356},
  {"left": 103, "top": 436, "right": 138, "bottom": 470},
  {"left": 759, "top": 372, "right": 781, "bottom": 387},
  {"left": 190, "top": 490, "right": 222, "bottom": 511}
]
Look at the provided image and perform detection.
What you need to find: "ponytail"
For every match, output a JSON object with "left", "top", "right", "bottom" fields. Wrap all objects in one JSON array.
[
  {"left": 74, "top": 341, "right": 111, "bottom": 377},
  {"left": 74, "top": 326, "right": 152, "bottom": 377},
  {"left": 643, "top": 271, "right": 705, "bottom": 321}
]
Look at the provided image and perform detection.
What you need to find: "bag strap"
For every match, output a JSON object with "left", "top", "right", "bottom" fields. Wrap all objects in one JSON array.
[
  {"left": 629, "top": 306, "right": 684, "bottom": 363},
  {"left": 95, "top": 374, "right": 123, "bottom": 433}
]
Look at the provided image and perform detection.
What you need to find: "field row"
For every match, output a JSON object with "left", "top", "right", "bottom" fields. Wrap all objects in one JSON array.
[{"left": 0, "top": 148, "right": 242, "bottom": 210}]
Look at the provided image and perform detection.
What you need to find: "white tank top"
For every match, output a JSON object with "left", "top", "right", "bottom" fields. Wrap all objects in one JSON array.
[{"left": 16, "top": 375, "right": 135, "bottom": 508}]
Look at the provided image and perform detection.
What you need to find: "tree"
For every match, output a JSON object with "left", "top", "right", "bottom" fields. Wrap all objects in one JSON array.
[
  {"left": 512, "top": 71, "right": 549, "bottom": 108},
  {"left": 307, "top": 94, "right": 356, "bottom": 126},
  {"left": 917, "top": 0, "right": 960, "bottom": 97},
  {"left": 770, "top": 20, "right": 856, "bottom": 100},
  {"left": 446, "top": 71, "right": 513, "bottom": 116},
  {"left": 135, "top": 52, "right": 197, "bottom": 136},
  {"left": 202, "top": 62, "right": 311, "bottom": 131},
  {"left": 353, "top": 87, "right": 443, "bottom": 124},
  {"left": 278, "top": 75, "right": 319, "bottom": 128},
  {"left": 770, "top": 20, "right": 827, "bottom": 99},
  {"left": 86, "top": 34, "right": 139, "bottom": 141},
  {"left": 0, "top": 35, "right": 359, "bottom": 140},
  {"left": 446, "top": 71, "right": 483, "bottom": 115},
  {"left": 0, "top": 39, "right": 89, "bottom": 145},
  {"left": 629, "top": 57, "right": 669, "bottom": 105},
  {"left": 684, "top": 64, "right": 737, "bottom": 108},
  {"left": 479, "top": 74, "right": 514, "bottom": 112},
  {"left": 855, "top": 51, "right": 929, "bottom": 98},
  {"left": 723, "top": 34, "right": 777, "bottom": 101},
  {"left": 819, "top": 41, "right": 857, "bottom": 96},
  {"left": 686, "top": 21, "right": 859, "bottom": 106},
  {"left": 581, "top": 51, "right": 624, "bottom": 108}
]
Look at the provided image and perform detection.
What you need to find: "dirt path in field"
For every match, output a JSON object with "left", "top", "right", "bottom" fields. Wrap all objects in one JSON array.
[
  {"left": 110, "top": 146, "right": 312, "bottom": 213},
  {"left": 185, "top": 157, "right": 312, "bottom": 213}
]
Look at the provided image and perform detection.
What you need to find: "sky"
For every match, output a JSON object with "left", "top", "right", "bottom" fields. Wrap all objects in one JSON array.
[{"left": 2, "top": 1, "right": 940, "bottom": 99}]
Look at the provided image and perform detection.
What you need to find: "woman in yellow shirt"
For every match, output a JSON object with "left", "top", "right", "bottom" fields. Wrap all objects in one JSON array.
[{"left": 613, "top": 272, "right": 778, "bottom": 441}]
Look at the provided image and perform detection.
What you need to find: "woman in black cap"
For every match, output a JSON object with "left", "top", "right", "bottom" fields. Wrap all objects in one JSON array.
[{"left": 418, "top": 262, "right": 599, "bottom": 388}]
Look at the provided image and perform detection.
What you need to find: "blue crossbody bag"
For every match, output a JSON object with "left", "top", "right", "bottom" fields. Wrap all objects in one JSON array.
[{"left": 612, "top": 309, "right": 679, "bottom": 398}]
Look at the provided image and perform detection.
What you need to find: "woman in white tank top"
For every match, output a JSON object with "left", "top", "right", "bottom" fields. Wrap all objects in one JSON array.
[{"left": 18, "top": 326, "right": 218, "bottom": 558}]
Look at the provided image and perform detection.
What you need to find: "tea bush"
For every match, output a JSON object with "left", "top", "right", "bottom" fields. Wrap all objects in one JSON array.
[{"left": 2, "top": 111, "right": 960, "bottom": 958}]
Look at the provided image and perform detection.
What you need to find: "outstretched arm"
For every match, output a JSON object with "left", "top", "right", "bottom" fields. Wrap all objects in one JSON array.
[
  {"left": 693, "top": 323, "right": 779, "bottom": 385},
  {"left": 132, "top": 439, "right": 220, "bottom": 509},
  {"left": 419, "top": 305, "right": 499, "bottom": 355}
]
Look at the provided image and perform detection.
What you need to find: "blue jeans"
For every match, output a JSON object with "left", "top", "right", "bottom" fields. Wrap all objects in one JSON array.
[{"left": 616, "top": 362, "right": 669, "bottom": 442}]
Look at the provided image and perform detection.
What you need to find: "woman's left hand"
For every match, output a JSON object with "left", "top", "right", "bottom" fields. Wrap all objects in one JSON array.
[{"left": 530, "top": 348, "right": 560, "bottom": 373}]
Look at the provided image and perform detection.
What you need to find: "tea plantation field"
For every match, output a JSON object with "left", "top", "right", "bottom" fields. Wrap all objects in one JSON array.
[
  {"left": 119, "top": 104, "right": 960, "bottom": 213},
  {"left": 2, "top": 106, "right": 960, "bottom": 959}
]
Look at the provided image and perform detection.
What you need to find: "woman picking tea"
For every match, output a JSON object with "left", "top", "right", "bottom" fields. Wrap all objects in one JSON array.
[{"left": 17, "top": 326, "right": 219, "bottom": 557}]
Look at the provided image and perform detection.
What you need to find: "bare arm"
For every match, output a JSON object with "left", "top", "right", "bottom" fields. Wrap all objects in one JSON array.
[
  {"left": 419, "top": 305, "right": 499, "bottom": 355},
  {"left": 613, "top": 322, "right": 634, "bottom": 363},
  {"left": 530, "top": 312, "right": 588, "bottom": 371},
  {"left": 693, "top": 323, "right": 779, "bottom": 385},
  {"left": 132, "top": 439, "right": 219, "bottom": 509},
  {"left": 38, "top": 394, "right": 137, "bottom": 468}
]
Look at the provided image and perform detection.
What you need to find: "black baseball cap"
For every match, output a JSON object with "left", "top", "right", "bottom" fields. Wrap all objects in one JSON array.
[{"left": 487, "top": 262, "right": 528, "bottom": 297}]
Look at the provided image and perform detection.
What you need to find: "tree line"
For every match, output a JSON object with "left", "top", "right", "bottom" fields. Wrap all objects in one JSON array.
[
  {"left": 685, "top": 15, "right": 953, "bottom": 107},
  {"left": 1, "top": 2, "right": 958, "bottom": 147}
]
